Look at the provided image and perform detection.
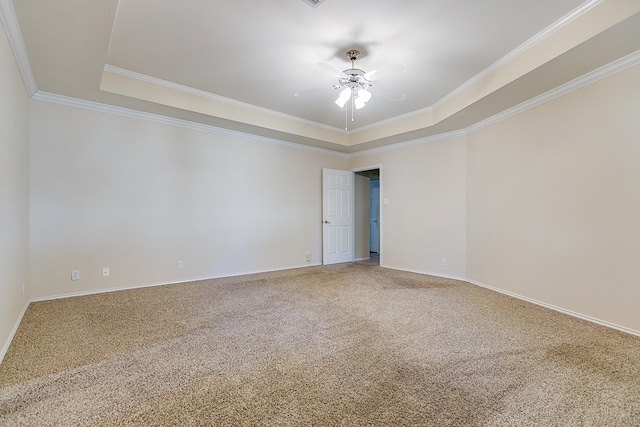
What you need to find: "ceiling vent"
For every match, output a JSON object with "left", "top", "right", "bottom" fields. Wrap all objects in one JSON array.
[{"left": 301, "top": 0, "right": 326, "bottom": 8}]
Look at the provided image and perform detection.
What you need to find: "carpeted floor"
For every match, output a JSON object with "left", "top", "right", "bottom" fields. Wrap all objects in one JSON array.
[{"left": 1, "top": 263, "right": 639, "bottom": 426}]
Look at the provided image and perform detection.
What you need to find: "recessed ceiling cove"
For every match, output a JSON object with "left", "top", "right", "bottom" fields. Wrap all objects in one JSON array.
[{"left": 12, "top": 0, "right": 640, "bottom": 152}]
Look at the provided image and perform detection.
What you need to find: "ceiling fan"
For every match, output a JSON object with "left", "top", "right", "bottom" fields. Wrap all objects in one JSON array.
[
  {"left": 296, "top": 49, "right": 406, "bottom": 129},
  {"left": 318, "top": 49, "right": 405, "bottom": 110}
]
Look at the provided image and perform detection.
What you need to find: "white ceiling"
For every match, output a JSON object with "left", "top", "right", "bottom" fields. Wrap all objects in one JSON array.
[{"left": 8, "top": 0, "right": 640, "bottom": 152}]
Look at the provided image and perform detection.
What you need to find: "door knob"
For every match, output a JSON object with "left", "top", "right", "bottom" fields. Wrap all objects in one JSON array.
[{"left": 323, "top": 220, "right": 331, "bottom": 224}]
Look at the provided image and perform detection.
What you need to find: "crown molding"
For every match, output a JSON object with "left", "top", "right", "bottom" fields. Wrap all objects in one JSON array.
[
  {"left": 31, "top": 91, "right": 349, "bottom": 158},
  {"left": 466, "top": 48, "right": 640, "bottom": 134},
  {"left": 432, "top": 0, "right": 604, "bottom": 111},
  {"left": 33, "top": 46, "right": 640, "bottom": 159},
  {"left": 350, "top": 130, "right": 467, "bottom": 158},
  {"left": 349, "top": 1, "right": 610, "bottom": 145},
  {"left": 352, "top": 105, "right": 435, "bottom": 135},
  {"left": 104, "top": 64, "right": 346, "bottom": 135},
  {"left": 0, "top": 0, "right": 37, "bottom": 96},
  {"left": 353, "top": 46, "right": 640, "bottom": 156}
]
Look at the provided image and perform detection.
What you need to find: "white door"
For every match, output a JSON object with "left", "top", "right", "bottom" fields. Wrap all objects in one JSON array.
[
  {"left": 369, "top": 181, "right": 380, "bottom": 253},
  {"left": 322, "top": 168, "right": 355, "bottom": 265}
]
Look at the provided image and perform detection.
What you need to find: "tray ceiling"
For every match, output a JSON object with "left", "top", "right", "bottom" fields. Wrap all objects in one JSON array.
[{"left": 8, "top": 0, "right": 640, "bottom": 152}]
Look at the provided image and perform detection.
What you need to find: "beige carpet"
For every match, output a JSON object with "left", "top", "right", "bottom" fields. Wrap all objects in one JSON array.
[{"left": 1, "top": 263, "right": 639, "bottom": 426}]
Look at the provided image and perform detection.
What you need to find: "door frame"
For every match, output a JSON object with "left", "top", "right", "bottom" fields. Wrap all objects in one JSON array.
[
  {"left": 369, "top": 180, "right": 380, "bottom": 253},
  {"left": 351, "top": 164, "right": 383, "bottom": 266}
]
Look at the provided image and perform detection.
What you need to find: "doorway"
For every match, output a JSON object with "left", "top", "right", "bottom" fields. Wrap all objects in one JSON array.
[
  {"left": 369, "top": 178, "right": 380, "bottom": 254},
  {"left": 354, "top": 167, "right": 381, "bottom": 266}
]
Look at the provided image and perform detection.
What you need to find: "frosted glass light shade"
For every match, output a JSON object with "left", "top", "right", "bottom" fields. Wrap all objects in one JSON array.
[{"left": 335, "top": 88, "right": 351, "bottom": 108}]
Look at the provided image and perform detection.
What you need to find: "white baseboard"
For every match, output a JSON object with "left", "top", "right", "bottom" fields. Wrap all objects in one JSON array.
[
  {"left": 0, "top": 299, "right": 30, "bottom": 365},
  {"left": 30, "top": 262, "right": 324, "bottom": 302},
  {"left": 4, "top": 264, "right": 324, "bottom": 361},
  {"left": 379, "top": 264, "right": 640, "bottom": 338},
  {"left": 6, "top": 263, "right": 639, "bottom": 364},
  {"left": 465, "top": 278, "right": 640, "bottom": 338},
  {"left": 381, "top": 265, "right": 468, "bottom": 283}
]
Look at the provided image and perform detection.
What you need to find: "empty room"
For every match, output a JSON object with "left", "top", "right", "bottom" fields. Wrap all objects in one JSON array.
[{"left": 1, "top": 0, "right": 640, "bottom": 425}]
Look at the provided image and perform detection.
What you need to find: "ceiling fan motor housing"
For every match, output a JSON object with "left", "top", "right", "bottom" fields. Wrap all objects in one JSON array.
[
  {"left": 337, "top": 69, "right": 371, "bottom": 91},
  {"left": 336, "top": 50, "right": 372, "bottom": 91}
]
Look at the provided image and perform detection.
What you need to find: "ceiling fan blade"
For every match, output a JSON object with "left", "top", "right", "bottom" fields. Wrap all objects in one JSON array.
[
  {"left": 294, "top": 87, "right": 329, "bottom": 97},
  {"left": 317, "top": 62, "right": 347, "bottom": 78},
  {"left": 365, "top": 63, "right": 406, "bottom": 81},
  {"left": 370, "top": 89, "right": 406, "bottom": 102}
]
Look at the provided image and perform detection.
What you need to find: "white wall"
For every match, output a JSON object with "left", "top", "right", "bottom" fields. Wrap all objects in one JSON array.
[
  {"left": 0, "top": 19, "right": 30, "bottom": 360},
  {"left": 466, "top": 63, "right": 640, "bottom": 333},
  {"left": 349, "top": 136, "right": 468, "bottom": 278},
  {"left": 29, "top": 100, "right": 347, "bottom": 299}
]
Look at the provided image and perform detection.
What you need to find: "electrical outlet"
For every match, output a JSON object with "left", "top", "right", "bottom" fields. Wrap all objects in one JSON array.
[
  {"left": 177, "top": 261, "right": 184, "bottom": 270},
  {"left": 21, "top": 282, "right": 25, "bottom": 295},
  {"left": 71, "top": 270, "right": 80, "bottom": 281},
  {"left": 441, "top": 258, "right": 448, "bottom": 266},
  {"left": 305, "top": 251, "right": 311, "bottom": 262},
  {"left": 102, "top": 267, "right": 110, "bottom": 277}
]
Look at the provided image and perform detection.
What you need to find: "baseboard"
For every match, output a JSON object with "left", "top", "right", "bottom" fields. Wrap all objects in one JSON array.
[
  {"left": 5, "top": 264, "right": 325, "bottom": 361},
  {"left": 30, "top": 262, "right": 324, "bottom": 302},
  {"left": 465, "top": 278, "right": 640, "bottom": 338},
  {"left": 0, "top": 299, "right": 30, "bottom": 365},
  {"left": 379, "top": 265, "right": 640, "bottom": 338},
  {"left": 13, "top": 263, "right": 640, "bottom": 360},
  {"left": 381, "top": 265, "right": 468, "bottom": 283}
]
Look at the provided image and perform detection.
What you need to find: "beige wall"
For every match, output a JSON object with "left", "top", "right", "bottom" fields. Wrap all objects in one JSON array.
[
  {"left": 3, "top": 20, "right": 640, "bottom": 361},
  {"left": 0, "top": 21, "right": 30, "bottom": 360},
  {"left": 29, "top": 100, "right": 347, "bottom": 299},
  {"left": 349, "top": 136, "right": 468, "bottom": 278},
  {"left": 467, "top": 63, "right": 640, "bottom": 333}
]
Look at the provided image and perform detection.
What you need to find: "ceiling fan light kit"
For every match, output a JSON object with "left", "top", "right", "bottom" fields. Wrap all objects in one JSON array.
[
  {"left": 331, "top": 49, "right": 376, "bottom": 129},
  {"left": 333, "top": 50, "right": 373, "bottom": 109}
]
